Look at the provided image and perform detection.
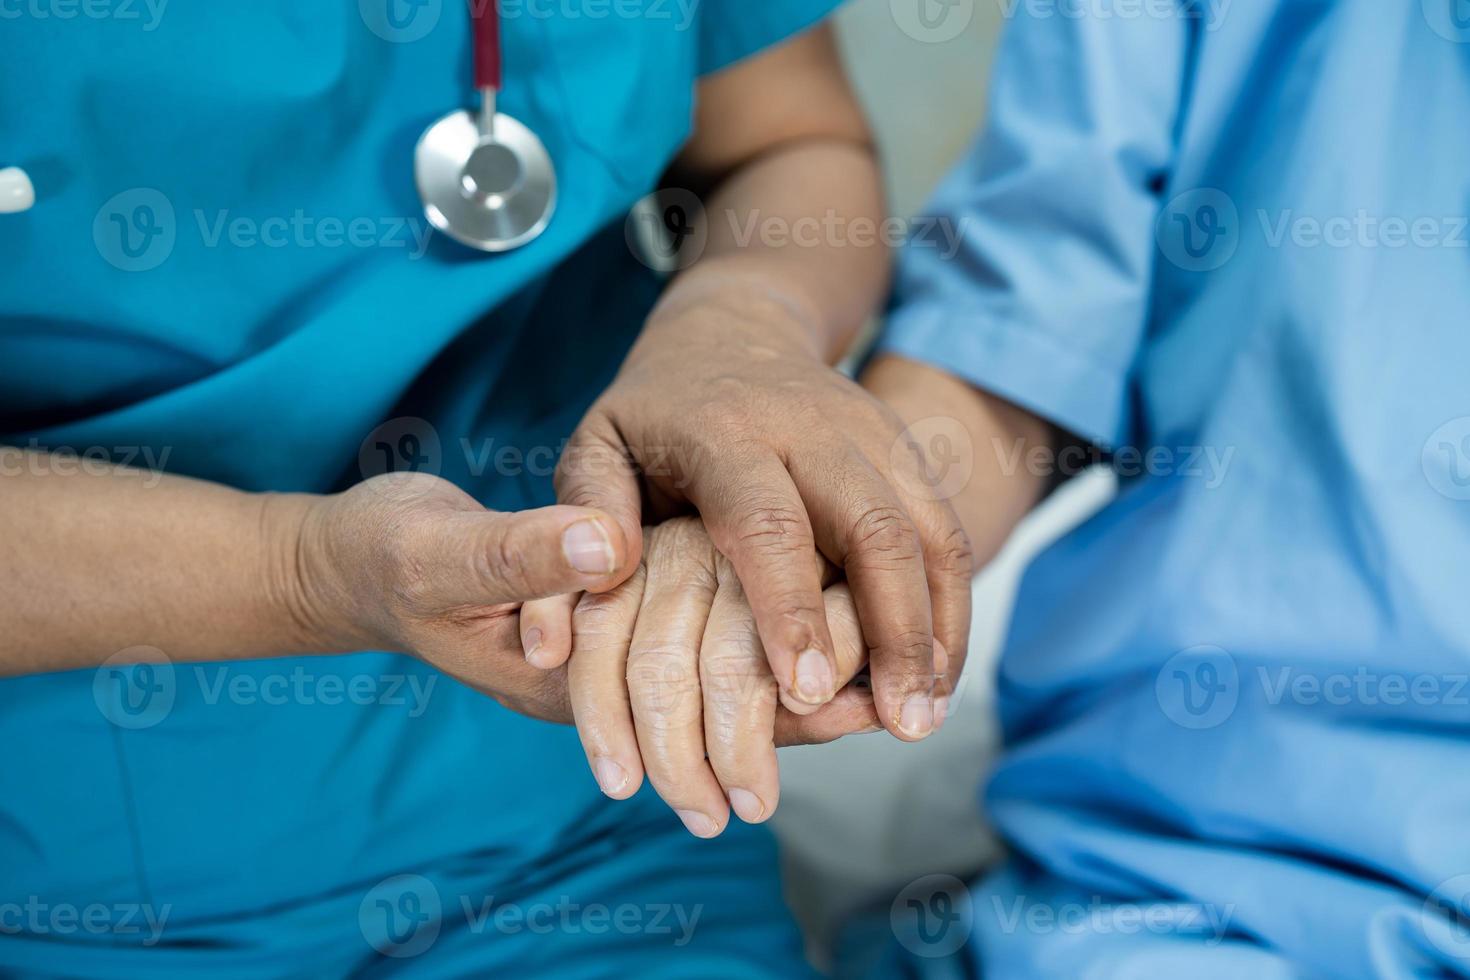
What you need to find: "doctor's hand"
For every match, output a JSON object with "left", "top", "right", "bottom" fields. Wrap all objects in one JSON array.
[
  {"left": 525, "top": 517, "right": 888, "bottom": 837},
  {"left": 556, "top": 289, "right": 972, "bottom": 743},
  {"left": 292, "top": 471, "right": 635, "bottom": 721}
]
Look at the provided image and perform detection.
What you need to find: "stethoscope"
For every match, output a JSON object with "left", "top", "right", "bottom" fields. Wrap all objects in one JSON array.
[
  {"left": 1, "top": 4, "right": 556, "bottom": 244},
  {"left": 414, "top": 0, "right": 557, "bottom": 252}
]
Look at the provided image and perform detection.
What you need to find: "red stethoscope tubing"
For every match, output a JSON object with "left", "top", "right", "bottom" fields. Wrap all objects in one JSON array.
[
  {"left": 472, "top": 1, "right": 503, "bottom": 92},
  {"left": 414, "top": 0, "right": 555, "bottom": 252}
]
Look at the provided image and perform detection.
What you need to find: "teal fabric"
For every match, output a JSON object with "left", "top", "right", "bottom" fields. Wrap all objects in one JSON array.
[{"left": 0, "top": 2, "right": 838, "bottom": 974}]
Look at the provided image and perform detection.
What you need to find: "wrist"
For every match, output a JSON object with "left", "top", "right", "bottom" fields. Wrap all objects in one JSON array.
[
  {"left": 638, "top": 264, "right": 830, "bottom": 363},
  {"left": 259, "top": 491, "right": 379, "bottom": 655}
]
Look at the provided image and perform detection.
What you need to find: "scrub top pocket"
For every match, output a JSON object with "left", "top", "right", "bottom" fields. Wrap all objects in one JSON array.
[{"left": 538, "top": 6, "right": 698, "bottom": 191}]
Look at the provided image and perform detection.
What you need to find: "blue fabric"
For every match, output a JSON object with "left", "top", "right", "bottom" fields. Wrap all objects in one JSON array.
[
  {"left": 881, "top": 2, "right": 1470, "bottom": 976},
  {"left": 0, "top": 2, "right": 837, "bottom": 974}
]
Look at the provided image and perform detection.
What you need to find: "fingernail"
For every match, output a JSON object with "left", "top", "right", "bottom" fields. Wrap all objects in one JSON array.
[
  {"left": 934, "top": 695, "right": 951, "bottom": 730},
  {"left": 728, "top": 788, "right": 767, "bottom": 823},
  {"left": 562, "top": 519, "right": 616, "bottom": 575},
  {"left": 523, "top": 627, "right": 544, "bottom": 662},
  {"left": 793, "top": 649, "right": 834, "bottom": 705},
  {"left": 675, "top": 809, "right": 721, "bottom": 839},
  {"left": 593, "top": 758, "right": 628, "bottom": 797},
  {"left": 898, "top": 694, "right": 934, "bottom": 739}
]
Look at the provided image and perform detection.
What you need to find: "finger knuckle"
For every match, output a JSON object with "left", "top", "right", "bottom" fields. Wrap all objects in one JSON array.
[
  {"left": 555, "top": 448, "right": 634, "bottom": 499},
  {"left": 929, "top": 525, "right": 976, "bottom": 579},
  {"left": 572, "top": 572, "right": 644, "bottom": 640},
  {"left": 704, "top": 665, "right": 777, "bottom": 714},
  {"left": 825, "top": 601, "right": 863, "bottom": 646},
  {"left": 701, "top": 620, "right": 762, "bottom": 658},
  {"left": 850, "top": 505, "right": 922, "bottom": 568},
  {"left": 555, "top": 482, "right": 604, "bottom": 510},
  {"left": 699, "top": 643, "right": 767, "bottom": 686},
  {"left": 882, "top": 628, "right": 935, "bottom": 666},
  {"left": 479, "top": 531, "right": 536, "bottom": 598},
  {"left": 871, "top": 631, "right": 938, "bottom": 703},
  {"left": 626, "top": 651, "right": 700, "bottom": 726},
  {"left": 644, "top": 520, "right": 719, "bottom": 584},
  {"left": 572, "top": 590, "right": 627, "bottom": 629},
  {"left": 727, "top": 498, "right": 809, "bottom": 554},
  {"left": 626, "top": 648, "right": 689, "bottom": 686}
]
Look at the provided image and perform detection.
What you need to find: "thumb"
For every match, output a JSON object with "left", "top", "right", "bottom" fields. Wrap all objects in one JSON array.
[
  {"left": 555, "top": 416, "right": 644, "bottom": 591},
  {"left": 774, "top": 684, "right": 881, "bottom": 747},
  {"left": 418, "top": 505, "right": 632, "bottom": 607}
]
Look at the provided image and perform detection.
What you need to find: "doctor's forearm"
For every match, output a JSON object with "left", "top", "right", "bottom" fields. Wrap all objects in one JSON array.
[
  {"left": 646, "top": 22, "right": 886, "bottom": 364},
  {"left": 650, "top": 136, "right": 888, "bottom": 363},
  {"left": 0, "top": 453, "right": 635, "bottom": 682},
  {"left": 0, "top": 452, "right": 323, "bottom": 674}
]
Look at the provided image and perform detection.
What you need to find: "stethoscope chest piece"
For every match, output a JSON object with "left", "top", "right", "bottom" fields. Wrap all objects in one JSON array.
[
  {"left": 415, "top": 101, "right": 556, "bottom": 252},
  {"left": 414, "top": 1, "right": 556, "bottom": 252}
]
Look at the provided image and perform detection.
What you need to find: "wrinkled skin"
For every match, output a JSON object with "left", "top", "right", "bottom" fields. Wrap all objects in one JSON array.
[
  {"left": 293, "top": 474, "right": 877, "bottom": 751},
  {"left": 548, "top": 300, "right": 973, "bottom": 741},
  {"left": 531, "top": 518, "right": 900, "bottom": 838}
]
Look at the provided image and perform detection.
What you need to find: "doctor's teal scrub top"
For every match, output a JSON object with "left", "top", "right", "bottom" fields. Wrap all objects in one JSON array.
[
  {"left": 877, "top": 1, "right": 1470, "bottom": 976},
  {"left": 0, "top": 3, "right": 838, "bottom": 976}
]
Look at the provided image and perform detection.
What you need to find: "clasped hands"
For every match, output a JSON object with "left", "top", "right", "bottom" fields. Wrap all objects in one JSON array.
[
  {"left": 524, "top": 516, "right": 891, "bottom": 836},
  {"left": 298, "top": 288, "right": 974, "bottom": 838},
  {"left": 526, "top": 288, "right": 976, "bottom": 836}
]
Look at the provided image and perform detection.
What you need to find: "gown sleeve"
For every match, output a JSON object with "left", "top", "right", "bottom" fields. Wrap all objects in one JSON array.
[{"left": 878, "top": 5, "right": 1193, "bottom": 449}]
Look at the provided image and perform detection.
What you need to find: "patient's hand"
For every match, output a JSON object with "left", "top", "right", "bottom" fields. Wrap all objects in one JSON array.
[{"left": 521, "top": 517, "right": 902, "bottom": 837}]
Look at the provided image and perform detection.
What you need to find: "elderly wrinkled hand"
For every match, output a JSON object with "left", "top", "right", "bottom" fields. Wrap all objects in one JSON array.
[{"left": 522, "top": 517, "right": 912, "bottom": 837}]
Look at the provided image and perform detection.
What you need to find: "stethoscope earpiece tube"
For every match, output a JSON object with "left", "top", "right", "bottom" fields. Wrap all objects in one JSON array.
[{"left": 472, "top": 1, "right": 503, "bottom": 92}]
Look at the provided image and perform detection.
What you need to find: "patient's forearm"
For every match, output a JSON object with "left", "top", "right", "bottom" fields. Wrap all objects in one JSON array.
[
  {"left": 861, "top": 354, "right": 1053, "bottom": 566},
  {"left": 652, "top": 24, "right": 887, "bottom": 365},
  {"left": 0, "top": 450, "right": 315, "bottom": 675}
]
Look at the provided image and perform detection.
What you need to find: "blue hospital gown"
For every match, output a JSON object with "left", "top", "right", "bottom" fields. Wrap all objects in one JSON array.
[{"left": 879, "top": 0, "right": 1470, "bottom": 975}]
